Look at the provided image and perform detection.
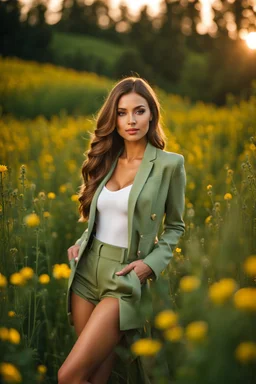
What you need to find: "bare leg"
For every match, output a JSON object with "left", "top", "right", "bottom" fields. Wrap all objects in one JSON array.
[{"left": 58, "top": 297, "right": 124, "bottom": 384}]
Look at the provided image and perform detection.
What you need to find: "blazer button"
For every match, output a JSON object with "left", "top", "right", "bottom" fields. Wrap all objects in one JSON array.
[{"left": 151, "top": 213, "right": 157, "bottom": 221}]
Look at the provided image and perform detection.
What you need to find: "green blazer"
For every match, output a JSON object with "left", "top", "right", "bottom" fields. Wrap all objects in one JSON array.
[{"left": 66, "top": 141, "right": 186, "bottom": 325}]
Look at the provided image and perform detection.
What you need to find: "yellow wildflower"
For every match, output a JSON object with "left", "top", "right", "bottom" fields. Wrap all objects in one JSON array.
[
  {"left": 186, "top": 202, "right": 193, "bottom": 208},
  {"left": 175, "top": 248, "right": 182, "bottom": 253},
  {"left": 164, "top": 326, "right": 183, "bottom": 342},
  {"left": 0, "top": 362, "right": 22, "bottom": 383},
  {"left": 154, "top": 310, "right": 178, "bottom": 329},
  {"left": 0, "top": 327, "right": 9, "bottom": 341},
  {"left": 180, "top": 276, "right": 200, "bottom": 292},
  {"left": 234, "top": 288, "right": 256, "bottom": 311},
  {"left": 206, "top": 185, "right": 212, "bottom": 190},
  {"left": 71, "top": 194, "right": 79, "bottom": 202},
  {"left": 131, "top": 338, "right": 162, "bottom": 356},
  {"left": 0, "top": 165, "right": 8, "bottom": 173},
  {"left": 235, "top": 342, "right": 256, "bottom": 364},
  {"left": 8, "top": 311, "right": 16, "bottom": 317},
  {"left": 24, "top": 213, "right": 40, "bottom": 227},
  {"left": 19, "top": 267, "right": 34, "bottom": 280},
  {"left": 8, "top": 328, "right": 20, "bottom": 344},
  {"left": 205, "top": 215, "right": 212, "bottom": 224},
  {"left": 185, "top": 321, "right": 208, "bottom": 342},
  {"left": 52, "top": 264, "right": 71, "bottom": 279},
  {"left": 37, "top": 365, "right": 47, "bottom": 374},
  {"left": 209, "top": 278, "right": 237, "bottom": 305},
  {"left": 39, "top": 274, "right": 50, "bottom": 284},
  {"left": 10, "top": 272, "right": 25, "bottom": 286},
  {"left": 47, "top": 192, "right": 56, "bottom": 199},
  {"left": 0, "top": 273, "right": 7, "bottom": 288},
  {"left": 243, "top": 255, "right": 256, "bottom": 277},
  {"left": 224, "top": 193, "right": 232, "bottom": 200},
  {"left": 59, "top": 184, "right": 67, "bottom": 193},
  {"left": 227, "top": 169, "right": 233, "bottom": 176},
  {"left": 43, "top": 211, "right": 50, "bottom": 218}
]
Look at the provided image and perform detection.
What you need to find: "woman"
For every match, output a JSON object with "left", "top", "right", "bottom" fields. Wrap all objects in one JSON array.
[{"left": 58, "top": 77, "right": 186, "bottom": 384}]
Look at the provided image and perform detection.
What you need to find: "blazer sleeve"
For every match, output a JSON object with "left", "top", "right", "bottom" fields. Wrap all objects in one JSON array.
[
  {"left": 142, "top": 155, "right": 186, "bottom": 280},
  {"left": 74, "top": 228, "right": 88, "bottom": 246}
]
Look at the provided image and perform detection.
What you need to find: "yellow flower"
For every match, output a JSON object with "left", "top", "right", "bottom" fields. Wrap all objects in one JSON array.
[
  {"left": 39, "top": 274, "right": 50, "bottom": 284},
  {"left": 0, "top": 165, "right": 8, "bottom": 173},
  {"left": 180, "top": 276, "right": 200, "bottom": 292},
  {"left": 227, "top": 169, "right": 233, "bottom": 176},
  {"left": 52, "top": 264, "right": 71, "bottom": 279},
  {"left": 24, "top": 213, "right": 40, "bottom": 227},
  {"left": 154, "top": 310, "right": 178, "bottom": 329},
  {"left": 19, "top": 267, "right": 34, "bottom": 280},
  {"left": 43, "top": 211, "right": 50, "bottom": 218},
  {"left": 10, "top": 272, "right": 25, "bottom": 286},
  {"left": 47, "top": 192, "right": 56, "bottom": 199},
  {"left": 235, "top": 342, "right": 256, "bottom": 364},
  {"left": 185, "top": 321, "right": 208, "bottom": 342},
  {"left": 164, "top": 326, "right": 183, "bottom": 342},
  {"left": 0, "top": 273, "right": 7, "bottom": 287},
  {"left": 0, "top": 327, "right": 9, "bottom": 341},
  {"left": 224, "top": 193, "right": 232, "bottom": 200},
  {"left": 234, "top": 288, "right": 256, "bottom": 311},
  {"left": 205, "top": 215, "right": 212, "bottom": 224},
  {"left": 59, "top": 184, "right": 67, "bottom": 193},
  {"left": 0, "top": 362, "right": 22, "bottom": 383},
  {"left": 209, "top": 278, "right": 237, "bottom": 305},
  {"left": 131, "top": 338, "right": 162, "bottom": 356},
  {"left": 8, "top": 328, "right": 20, "bottom": 344},
  {"left": 37, "top": 365, "right": 47, "bottom": 374},
  {"left": 175, "top": 248, "right": 182, "bottom": 253},
  {"left": 243, "top": 255, "right": 256, "bottom": 277},
  {"left": 186, "top": 202, "right": 193, "bottom": 208},
  {"left": 71, "top": 194, "right": 79, "bottom": 202},
  {"left": 8, "top": 311, "right": 16, "bottom": 317},
  {"left": 206, "top": 185, "right": 212, "bottom": 190}
]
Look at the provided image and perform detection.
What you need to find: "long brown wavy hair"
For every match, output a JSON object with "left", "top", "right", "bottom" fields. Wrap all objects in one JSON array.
[{"left": 78, "top": 76, "right": 166, "bottom": 222}]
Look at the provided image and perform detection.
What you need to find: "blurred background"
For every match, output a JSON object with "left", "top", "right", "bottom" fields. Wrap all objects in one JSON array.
[
  {"left": 0, "top": 1, "right": 256, "bottom": 384},
  {"left": 1, "top": 0, "right": 256, "bottom": 105}
]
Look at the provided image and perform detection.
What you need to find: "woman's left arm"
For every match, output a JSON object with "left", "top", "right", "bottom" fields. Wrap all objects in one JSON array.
[{"left": 142, "top": 155, "right": 186, "bottom": 280}]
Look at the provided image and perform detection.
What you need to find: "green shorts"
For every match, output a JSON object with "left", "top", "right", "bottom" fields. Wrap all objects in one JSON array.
[{"left": 70, "top": 236, "right": 145, "bottom": 330}]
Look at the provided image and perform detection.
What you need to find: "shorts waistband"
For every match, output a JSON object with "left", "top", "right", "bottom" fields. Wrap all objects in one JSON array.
[{"left": 90, "top": 236, "right": 128, "bottom": 264}]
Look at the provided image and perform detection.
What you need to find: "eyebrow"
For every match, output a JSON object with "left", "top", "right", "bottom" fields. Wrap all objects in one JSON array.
[{"left": 117, "top": 105, "right": 146, "bottom": 110}]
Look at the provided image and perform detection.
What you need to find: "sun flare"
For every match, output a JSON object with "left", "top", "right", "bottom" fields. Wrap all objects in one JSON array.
[{"left": 246, "top": 32, "right": 256, "bottom": 50}]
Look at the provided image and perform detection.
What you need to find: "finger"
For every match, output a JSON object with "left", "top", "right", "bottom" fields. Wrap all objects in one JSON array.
[{"left": 115, "top": 265, "right": 134, "bottom": 275}]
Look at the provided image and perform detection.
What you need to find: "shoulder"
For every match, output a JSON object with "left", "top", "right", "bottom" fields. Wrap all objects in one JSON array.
[{"left": 156, "top": 148, "right": 184, "bottom": 167}]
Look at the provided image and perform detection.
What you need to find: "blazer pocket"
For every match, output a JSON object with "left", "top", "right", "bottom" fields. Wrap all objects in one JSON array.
[{"left": 137, "top": 232, "right": 156, "bottom": 258}]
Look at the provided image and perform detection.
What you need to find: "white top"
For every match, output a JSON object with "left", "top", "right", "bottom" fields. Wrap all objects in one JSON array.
[{"left": 95, "top": 184, "right": 133, "bottom": 248}]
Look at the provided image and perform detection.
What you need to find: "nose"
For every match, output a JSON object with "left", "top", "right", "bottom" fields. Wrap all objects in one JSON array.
[{"left": 128, "top": 114, "right": 136, "bottom": 125}]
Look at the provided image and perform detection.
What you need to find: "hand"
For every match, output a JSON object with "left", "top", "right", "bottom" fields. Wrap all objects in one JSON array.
[
  {"left": 67, "top": 244, "right": 80, "bottom": 263},
  {"left": 115, "top": 260, "right": 154, "bottom": 285}
]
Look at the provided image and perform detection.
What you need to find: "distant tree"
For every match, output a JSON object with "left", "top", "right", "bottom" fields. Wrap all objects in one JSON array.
[{"left": 0, "top": 0, "right": 52, "bottom": 61}]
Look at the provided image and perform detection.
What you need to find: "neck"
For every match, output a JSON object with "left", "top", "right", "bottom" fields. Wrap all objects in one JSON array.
[{"left": 121, "top": 139, "right": 148, "bottom": 161}]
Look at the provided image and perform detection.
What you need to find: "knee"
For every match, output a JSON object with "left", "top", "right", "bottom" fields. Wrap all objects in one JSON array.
[
  {"left": 58, "top": 367, "right": 89, "bottom": 384},
  {"left": 58, "top": 367, "right": 69, "bottom": 384}
]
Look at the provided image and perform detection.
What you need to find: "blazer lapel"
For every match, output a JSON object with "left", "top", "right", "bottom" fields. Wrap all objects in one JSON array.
[{"left": 127, "top": 141, "right": 157, "bottom": 252}]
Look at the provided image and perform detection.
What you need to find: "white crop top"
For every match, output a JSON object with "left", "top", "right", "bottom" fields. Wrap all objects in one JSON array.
[{"left": 95, "top": 184, "right": 133, "bottom": 248}]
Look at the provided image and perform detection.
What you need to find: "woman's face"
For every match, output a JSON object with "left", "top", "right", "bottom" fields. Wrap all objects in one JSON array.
[{"left": 116, "top": 92, "right": 153, "bottom": 144}]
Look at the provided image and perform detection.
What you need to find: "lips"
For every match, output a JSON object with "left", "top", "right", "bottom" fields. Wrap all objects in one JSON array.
[{"left": 126, "top": 129, "right": 139, "bottom": 134}]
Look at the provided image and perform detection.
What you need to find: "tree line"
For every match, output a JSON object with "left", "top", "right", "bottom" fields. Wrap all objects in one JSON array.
[{"left": 1, "top": 0, "right": 256, "bottom": 105}]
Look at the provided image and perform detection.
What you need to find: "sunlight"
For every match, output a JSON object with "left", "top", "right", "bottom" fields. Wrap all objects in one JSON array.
[{"left": 245, "top": 32, "right": 256, "bottom": 50}]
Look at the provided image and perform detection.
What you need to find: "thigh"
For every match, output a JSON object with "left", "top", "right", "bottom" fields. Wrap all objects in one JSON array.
[
  {"left": 71, "top": 291, "right": 96, "bottom": 336},
  {"left": 60, "top": 297, "right": 124, "bottom": 382}
]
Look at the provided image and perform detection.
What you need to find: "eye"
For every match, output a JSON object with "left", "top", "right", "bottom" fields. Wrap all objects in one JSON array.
[
  {"left": 136, "top": 109, "right": 145, "bottom": 115},
  {"left": 117, "top": 111, "right": 125, "bottom": 116}
]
